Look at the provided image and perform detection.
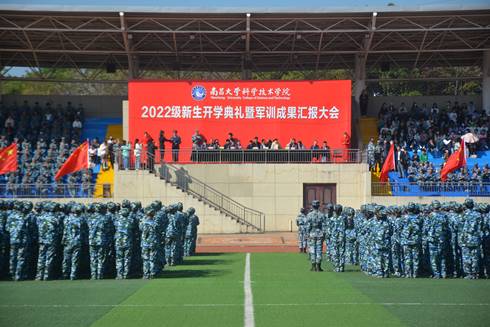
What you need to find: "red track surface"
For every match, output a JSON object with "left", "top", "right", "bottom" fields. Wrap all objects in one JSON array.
[{"left": 196, "top": 232, "right": 298, "bottom": 253}]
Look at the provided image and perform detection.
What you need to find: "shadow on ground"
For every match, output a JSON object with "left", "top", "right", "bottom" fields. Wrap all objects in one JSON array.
[
  {"left": 193, "top": 252, "right": 227, "bottom": 257},
  {"left": 159, "top": 269, "right": 230, "bottom": 279},
  {"left": 179, "top": 259, "right": 231, "bottom": 266}
]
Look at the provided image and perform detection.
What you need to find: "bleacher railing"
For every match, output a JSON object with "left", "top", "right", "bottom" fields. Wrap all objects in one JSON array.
[
  {"left": 159, "top": 162, "right": 265, "bottom": 233},
  {"left": 372, "top": 182, "right": 490, "bottom": 197},
  {"left": 116, "top": 147, "right": 362, "bottom": 169},
  {"left": 0, "top": 184, "right": 112, "bottom": 198}
]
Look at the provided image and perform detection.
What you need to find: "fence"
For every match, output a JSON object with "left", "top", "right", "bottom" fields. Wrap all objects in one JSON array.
[
  {"left": 116, "top": 147, "right": 362, "bottom": 169},
  {"left": 160, "top": 163, "right": 265, "bottom": 232},
  {"left": 0, "top": 184, "right": 112, "bottom": 198},
  {"left": 372, "top": 182, "right": 490, "bottom": 197}
]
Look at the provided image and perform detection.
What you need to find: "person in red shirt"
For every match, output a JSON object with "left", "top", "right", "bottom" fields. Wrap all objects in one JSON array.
[{"left": 342, "top": 132, "right": 351, "bottom": 162}]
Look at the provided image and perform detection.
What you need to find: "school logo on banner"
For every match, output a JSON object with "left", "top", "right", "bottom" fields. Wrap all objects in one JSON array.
[{"left": 191, "top": 85, "right": 206, "bottom": 101}]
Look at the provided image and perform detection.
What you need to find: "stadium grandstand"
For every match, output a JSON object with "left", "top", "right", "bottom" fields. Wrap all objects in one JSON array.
[{"left": 0, "top": 0, "right": 489, "bottom": 327}]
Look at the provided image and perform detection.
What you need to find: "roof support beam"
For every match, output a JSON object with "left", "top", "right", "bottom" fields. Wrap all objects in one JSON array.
[{"left": 119, "top": 11, "right": 136, "bottom": 79}]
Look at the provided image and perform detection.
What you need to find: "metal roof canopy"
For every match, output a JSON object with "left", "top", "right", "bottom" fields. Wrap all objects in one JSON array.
[{"left": 0, "top": 9, "right": 489, "bottom": 79}]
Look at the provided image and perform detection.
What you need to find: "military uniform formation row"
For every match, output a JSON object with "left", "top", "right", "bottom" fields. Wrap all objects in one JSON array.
[
  {"left": 0, "top": 200, "right": 200, "bottom": 281},
  {"left": 297, "top": 199, "right": 489, "bottom": 279}
]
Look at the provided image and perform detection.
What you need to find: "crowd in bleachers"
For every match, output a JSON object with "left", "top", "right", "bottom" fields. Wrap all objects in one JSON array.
[
  {"left": 377, "top": 100, "right": 488, "bottom": 155},
  {"left": 0, "top": 100, "right": 99, "bottom": 197},
  {"left": 369, "top": 100, "right": 490, "bottom": 192}
]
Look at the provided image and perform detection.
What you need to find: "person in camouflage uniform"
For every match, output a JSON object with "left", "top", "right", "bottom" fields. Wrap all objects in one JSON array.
[
  {"left": 175, "top": 202, "right": 187, "bottom": 265},
  {"left": 153, "top": 201, "right": 168, "bottom": 269},
  {"left": 130, "top": 201, "right": 143, "bottom": 278},
  {"left": 420, "top": 204, "right": 432, "bottom": 276},
  {"left": 140, "top": 206, "right": 162, "bottom": 278},
  {"left": 426, "top": 200, "right": 450, "bottom": 278},
  {"left": 52, "top": 202, "right": 68, "bottom": 279},
  {"left": 36, "top": 202, "right": 59, "bottom": 280},
  {"left": 481, "top": 203, "right": 490, "bottom": 278},
  {"left": 330, "top": 205, "right": 346, "bottom": 272},
  {"left": 447, "top": 202, "right": 464, "bottom": 277},
  {"left": 105, "top": 202, "right": 118, "bottom": 278},
  {"left": 460, "top": 199, "right": 483, "bottom": 279},
  {"left": 306, "top": 200, "right": 325, "bottom": 272},
  {"left": 356, "top": 205, "right": 370, "bottom": 272},
  {"left": 323, "top": 204, "right": 334, "bottom": 261},
  {"left": 401, "top": 203, "right": 422, "bottom": 278},
  {"left": 23, "top": 201, "right": 38, "bottom": 280},
  {"left": 184, "top": 207, "right": 200, "bottom": 257},
  {"left": 62, "top": 204, "right": 88, "bottom": 280},
  {"left": 372, "top": 207, "right": 392, "bottom": 278},
  {"left": 295, "top": 208, "right": 308, "bottom": 253},
  {"left": 115, "top": 203, "right": 133, "bottom": 279},
  {"left": 88, "top": 203, "right": 114, "bottom": 279},
  {"left": 344, "top": 207, "right": 358, "bottom": 266},
  {"left": 165, "top": 204, "right": 179, "bottom": 266},
  {"left": 0, "top": 201, "right": 8, "bottom": 279},
  {"left": 388, "top": 206, "right": 404, "bottom": 277},
  {"left": 7, "top": 201, "right": 29, "bottom": 280}
]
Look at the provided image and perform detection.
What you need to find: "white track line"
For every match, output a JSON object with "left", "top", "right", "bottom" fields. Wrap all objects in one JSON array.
[
  {"left": 244, "top": 253, "right": 255, "bottom": 327},
  {"left": 0, "top": 303, "right": 488, "bottom": 308}
]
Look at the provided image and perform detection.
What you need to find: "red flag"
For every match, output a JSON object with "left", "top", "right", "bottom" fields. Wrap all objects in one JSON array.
[
  {"left": 441, "top": 140, "right": 466, "bottom": 182},
  {"left": 380, "top": 143, "right": 395, "bottom": 183},
  {"left": 0, "top": 144, "right": 18, "bottom": 175},
  {"left": 55, "top": 141, "right": 89, "bottom": 180}
]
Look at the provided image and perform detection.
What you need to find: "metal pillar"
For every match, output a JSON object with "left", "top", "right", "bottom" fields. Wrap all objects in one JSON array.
[
  {"left": 483, "top": 50, "right": 490, "bottom": 114},
  {"left": 354, "top": 53, "right": 366, "bottom": 108}
]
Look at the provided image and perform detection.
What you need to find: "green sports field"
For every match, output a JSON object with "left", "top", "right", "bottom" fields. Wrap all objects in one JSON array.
[{"left": 1, "top": 253, "right": 489, "bottom": 327}]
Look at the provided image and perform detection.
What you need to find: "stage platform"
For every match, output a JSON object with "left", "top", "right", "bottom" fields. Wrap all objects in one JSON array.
[{"left": 196, "top": 232, "right": 298, "bottom": 253}]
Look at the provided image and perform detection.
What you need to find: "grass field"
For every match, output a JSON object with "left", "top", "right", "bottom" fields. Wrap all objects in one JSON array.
[{"left": 1, "top": 252, "right": 489, "bottom": 327}]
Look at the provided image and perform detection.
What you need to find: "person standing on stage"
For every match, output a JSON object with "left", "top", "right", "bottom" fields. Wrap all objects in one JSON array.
[{"left": 170, "top": 130, "right": 181, "bottom": 162}]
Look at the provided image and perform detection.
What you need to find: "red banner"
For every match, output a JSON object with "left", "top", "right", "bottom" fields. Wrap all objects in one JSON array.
[{"left": 128, "top": 80, "right": 351, "bottom": 150}]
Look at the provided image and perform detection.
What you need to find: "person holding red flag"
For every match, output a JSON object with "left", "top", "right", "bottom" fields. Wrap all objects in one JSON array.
[
  {"left": 0, "top": 143, "right": 18, "bottom": 175},
  {"left": 55, "top": 141, "right": 89, "bottom": 181},
  {"left": 440, "top": 139, "right": 466, "bottom": 182},
  {"left": 380, "top": 141, "right": 395, "bottom": 183}
]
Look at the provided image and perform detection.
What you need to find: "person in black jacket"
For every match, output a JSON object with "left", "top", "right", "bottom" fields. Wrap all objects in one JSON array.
[
  {"left": 147, "top": 140, "right": 156, "bottom": 173},
  {"left": 158, "top": 130, "right": 170, "bottom": 163},
  {"left": 170, "top": 130, "right": 182, "bottom": 162}
]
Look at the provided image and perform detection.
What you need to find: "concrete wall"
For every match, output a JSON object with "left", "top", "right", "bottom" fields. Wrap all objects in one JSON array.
[
  {"left": 1, "top": 95, "right": 125, "bottom": 118},
  {"left": 113, "top": 169, "right": 245, "bottom": 234},
  {"left": 367, "top": 95, "right": 482, "bottom": 117},
  {"left": 113, "top": 164, "right": 371, "bottom": 233}
]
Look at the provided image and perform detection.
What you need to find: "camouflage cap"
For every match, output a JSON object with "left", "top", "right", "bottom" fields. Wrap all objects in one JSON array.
[{"left": 464, "top": 198, "right": 474, "bottom": 209}]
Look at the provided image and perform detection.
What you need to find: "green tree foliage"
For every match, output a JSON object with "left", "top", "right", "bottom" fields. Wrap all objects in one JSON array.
[{"left": 1, "top": 66, "right": 481, "bottom": 96}]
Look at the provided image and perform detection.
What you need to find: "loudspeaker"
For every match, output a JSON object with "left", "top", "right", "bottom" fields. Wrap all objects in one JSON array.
[
  {"left": 380, "top": 62, "right": 390, "bottom": 72},
  {"left": 106, "top": 63, "right": 116, "bottom": 73}
]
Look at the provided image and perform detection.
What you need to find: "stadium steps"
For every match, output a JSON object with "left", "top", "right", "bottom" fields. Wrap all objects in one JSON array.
[
  {"left": 139, "top": 169, "right": 248, "bottom": 233},
  {"left": 359, "top": 117, "right": 378, "bottom": 146},
  {"left": 93, "top": 163, "right": 114, "bottom": 198},
  {"left": 371, "top": 171, "right": 392, "bottom": 196},
  {"left": 82, "top": 118, "right": 123, "bottom": 142},
  {"left": 157, "top": 164, "right": 265, "bottom": 233}
]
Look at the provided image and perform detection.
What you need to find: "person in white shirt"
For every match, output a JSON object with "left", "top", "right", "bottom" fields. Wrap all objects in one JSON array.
[
  {"left": 134, "top": 139, "right": 142, "bottom": 170},
  {"left": 270, "top": 139, "right": 281, "bottom": 150},
  {"left": 98, "top": 141, "right": 108, "bottom": 170},
  {"left": 5, "top": 116, "right": 14, "bottom": 129},
  {"left": 72, "top": 118, "right": 83, "bottom": 140}
]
